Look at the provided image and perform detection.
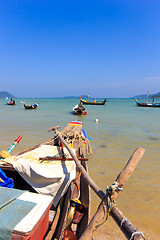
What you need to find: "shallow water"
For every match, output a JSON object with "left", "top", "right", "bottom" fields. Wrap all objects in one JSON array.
[{"left": 0, "top": 98, "right": 160, "bottom": 238}]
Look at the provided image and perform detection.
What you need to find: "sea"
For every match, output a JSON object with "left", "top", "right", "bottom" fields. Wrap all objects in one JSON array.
[{"left": 0, "top": 97, "right": 160, "bottom": 239}]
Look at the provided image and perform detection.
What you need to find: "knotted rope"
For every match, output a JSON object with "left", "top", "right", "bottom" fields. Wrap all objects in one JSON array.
[{"left": 95, "top": 181, "right": 123, "bottom": 229}]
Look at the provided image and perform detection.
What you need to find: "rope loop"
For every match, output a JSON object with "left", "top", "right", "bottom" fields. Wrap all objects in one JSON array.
[
  {"left": 106, "top": 181, "right": 123, "bottom": 197},
  {"left": 95, "top": 182, "right": 123, "bottom": 230},
  {"left": 129, "top": 231, "right": 145, "bottom": 240}
]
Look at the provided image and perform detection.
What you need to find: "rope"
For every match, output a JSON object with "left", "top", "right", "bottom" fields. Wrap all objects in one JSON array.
[
  {"left": 120, "top": 217, "right": 128, "bottom": 228},
  {"left": 95, "top": 181, "right": 123, "bottom": 230},
  {"left": 106, "top": 181, "right": 123, "bottom": 196},
  {"left": 129, "top": 231, "right": 145, "bottom": 240}
]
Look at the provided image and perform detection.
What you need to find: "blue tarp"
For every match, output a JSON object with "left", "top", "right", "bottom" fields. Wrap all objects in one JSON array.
[
  {"left": 0, "top": 168, "right": 14, "bottom": 188},
  {"left": 82, "top": 128, "right": 92, "bottom": 140}
]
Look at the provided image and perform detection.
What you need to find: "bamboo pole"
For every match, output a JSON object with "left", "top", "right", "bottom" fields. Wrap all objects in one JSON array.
[{"left": 51, "top": 127, "right": 145, "bottom": 239}]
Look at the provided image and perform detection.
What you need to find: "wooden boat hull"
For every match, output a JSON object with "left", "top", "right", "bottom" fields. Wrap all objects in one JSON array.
[
  {"left": 74, "top": 110, "right": 87, "bottom": 115},
  {"left": 1, "top": 163, "right": 90, "bottom": 240},
  {"left": 73, "top": 103, "right": 87, "bottom": 115},
  {"left": 135, "top": 97, "right": 160, "bottom": 108},
  {"left": 24, "top": 104, "right": 38, "bottom": 109},
  {"left": 0, "top": 121, "right": 90, "bottom": 240},
  {"left": 7, "top": 101, "right": 15, "bottom": 105},
  {"left": 80, "top": 97, "right": 106, "bottom": 105},
  {"left": 136, "top": 102, "right": 160, "bottom": 107}
]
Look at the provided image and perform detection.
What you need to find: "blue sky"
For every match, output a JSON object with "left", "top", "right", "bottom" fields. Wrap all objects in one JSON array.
[{"left": 0, "top": 0, "right": 160, "bottom": 98}]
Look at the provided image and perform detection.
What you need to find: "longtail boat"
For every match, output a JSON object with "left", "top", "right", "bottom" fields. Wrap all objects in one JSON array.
[
  {"left": 0, "top": 120, "right": 91, "bottom": 240},
  {"left": 24, "top": 103, "right": 39, "bottom": 109},
  {"left": 6, "top": 98, "right": 16, "bottom": 105},
  {"left": 80, "top": 96, "right": 107, "bottom": 105},
  {"left": 135, "top": 97, "right": 160, "bottom": 108},
  {"left": 73, "top": 102, "right": 87, "bottom": 115},
  {"left": 0, "top": 120, "right": 146, "bottom": 240}
]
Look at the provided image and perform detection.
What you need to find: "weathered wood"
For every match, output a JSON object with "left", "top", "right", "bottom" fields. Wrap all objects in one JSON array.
[
  {"left": 53, "top": 129, "right": 145, "bottom": 240},
  {"left": 53, "top": 129, "right": 106, "bottom": 200},
  {"left": 44, "top": 205, "right": 61, "bottom": 240},
  {"left": 79, "top": 198, "right": 107, "bottom": 240},
  {"left": 48, "top": 126, "right": 61, "bottom": 132},
  {"left": 111, "top": 204, "right": 145, "bottom": 240},
  {"left": 77, "top": 161, "right": 91, "bottom": 239},
  {"left": 55, "top": 185, "right": 72, "bottom": 240},
  {"left": 79, "top": 200, "right": 145, "bottom": 240},
  {"left": 111, "top": 147, "right": 145, "bottom": 201},
  {"left": 79, "top": 147, "right": 145, "bottom": 240},
  {"left": 53, "top": 129, "right": 145, "bottom": 200}
]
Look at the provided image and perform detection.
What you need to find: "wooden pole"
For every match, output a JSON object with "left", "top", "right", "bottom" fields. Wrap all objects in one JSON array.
[
  {"left": 79, "top": 147, "right": 145, "bottom": 240},
  {"left": 111, "top": 204, "right": 145, "bottom": 240},
  {"left": 79, "top": 201, "right": 145, "bottom": 240},
  {"left": 51, "top": 128, "right": 145, "bottom": 240},
  {"left": 50, "top": 127, "right": 106, "bottom": 200},
  {"left": 111, "top": 146, "right": 145, "bottom": 201}
]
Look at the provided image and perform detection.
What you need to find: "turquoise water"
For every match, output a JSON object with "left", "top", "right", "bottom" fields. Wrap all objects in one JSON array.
[{"left": 0, "top": 98, "right": 160, "bottom": 238}]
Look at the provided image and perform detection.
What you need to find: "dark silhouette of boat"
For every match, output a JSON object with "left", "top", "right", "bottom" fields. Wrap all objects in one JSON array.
[
  {"left": 6, "top": 98, "right": 16, "bottom": 105},
  {"left": 80, "top": 96, "right": 106, "bottom": 105},
  {"left": 24, "top": 103, "right": 38, "bottom": 109},
  {"left": 135, "top": 97, "right": 160, "bottom": 108},
  {"left": 73, "top": 102, "right": 87, "bottom": 115}
]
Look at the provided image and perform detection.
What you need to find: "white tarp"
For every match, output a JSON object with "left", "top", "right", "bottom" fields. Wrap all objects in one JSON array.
[{"left": 9, "top": 145, "right": 76, "bottom": 206}]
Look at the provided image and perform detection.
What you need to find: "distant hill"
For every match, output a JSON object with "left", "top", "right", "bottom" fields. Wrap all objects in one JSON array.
[
  {"left": 134, "top": 92, "right": 160, "bottom": 98},
  {"left": 63, "top": 95, "right": 88, "bottom": 99},
  {"left": 0, "top": 91, "right": 16, "bottom": 98}
]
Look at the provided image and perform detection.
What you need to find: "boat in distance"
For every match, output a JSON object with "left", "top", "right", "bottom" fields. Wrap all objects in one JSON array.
[
  {"left": 73, "top": 102, "right": 87, "bottom": 115},
  {"left": 80, "top": 96, "right": 107, "bottom": 105},
  {"left": 6, "top": 98, "right": 16, "bottom": 105},
  {"left": 135, "top": 97, "right": 160, "bottom": 108},
  {"left": 24, "top": 103, "right": 39, "bottom": 109}
]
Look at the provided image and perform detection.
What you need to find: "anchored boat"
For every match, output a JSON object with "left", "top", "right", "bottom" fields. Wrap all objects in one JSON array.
[
  {"left": 135, "top": 97, "right": 160, "bottom": 108},
  {"left": 24, "top": 103, "right": 39, "bottom": 109},
  {"left": 6, "top": 98, "right": 16, "bottom": 105},
  {"left": 80, "top": 96, "right": 107, "bottom": 105},
  {"left": 73, "top": 102, "right": 87, "bottom": 115}
]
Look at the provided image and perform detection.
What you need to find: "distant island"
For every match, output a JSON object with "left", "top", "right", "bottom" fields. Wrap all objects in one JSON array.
[
  {"left": 134, "top": 92, "right": 160, "bottom": 98},
  {"left": 1, "top": 91, "right": 160, "bottom": 99},
  {"left": 0, "top": 91, "right": 16, "bottom": 99},
  {"left": 63, "top": 95, "right": 88, "bottom": 99}
]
